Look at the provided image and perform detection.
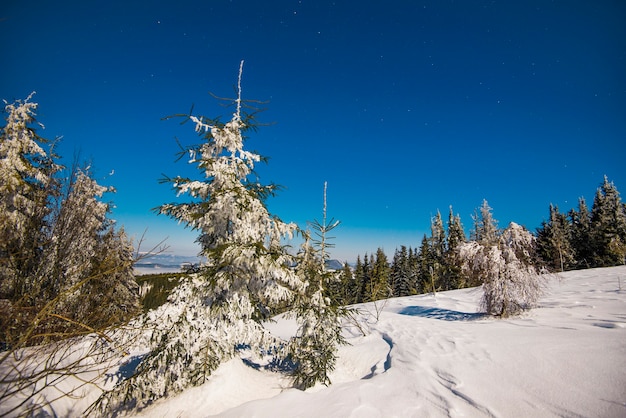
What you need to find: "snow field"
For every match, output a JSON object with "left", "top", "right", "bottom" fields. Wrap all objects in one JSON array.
[
  {"left": 3, "top": 266, "right": 625, "bottom": 417},
  {"left": 136, "top": 266, "right": 626, "bottom": 418}
]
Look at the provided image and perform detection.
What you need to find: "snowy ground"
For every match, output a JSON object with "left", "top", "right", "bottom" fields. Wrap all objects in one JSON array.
[{"left": 5, "top": 266, "right": 626, "bottom": 417}]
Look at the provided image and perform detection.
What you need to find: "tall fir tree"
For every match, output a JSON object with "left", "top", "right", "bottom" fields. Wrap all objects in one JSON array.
[
  {"left": 429, "top": 211, "right": 446, "bottom": 291},
  {"left": 1, "top": 95, "right": 140, "bottom": 417},
  {"left": 84, "top": 225, "right": 139, "bottom": 328},
  {"left": 370, "top": 248, "right": 391, "bottom": 301},
  {"left": 590, "top": 176, "right": 626, "bottom": 267},
  {"left": 39, "top": 166, "right": 139, "bottom": 333},
  {"left": 353, "top": 255, "right": 365, "bottom": 303},
  {"left": 569, "top": 197, "right": 593, "bottom": 269},
  {"left": 0, "top": 93, "right": 60, "bottom": 300},
  {"left": 40, "top": 167, "right": 109, "bottom": 298},
  {"left": 471, "top": 199, "right": 499, "bottom": 246},
  {"left": 335, "top": 261, "right": 356, "bottom": 305},
  {"left": 359, "top": 254, "right": 372, "bottom": 303},
  {"left": 445, "top": 206, "right": 467, "bottom": 289},
  {"left": 536, "top": 204, "right": 575, "bottom": 272},
  {"left": 1, "top": 96, "right": 138, "bottom": 345},
  {"left": 417, "top": 234, "right": 434, "bottom": 294},
  {"left": 98, "top": 63, "right": 305, "bottom": 412},
  {"left": 446, "top": 207, "right": 466, "bottom": 253},
  {"left": 407, "top": 247, "right": 420, "bottom": 294}
]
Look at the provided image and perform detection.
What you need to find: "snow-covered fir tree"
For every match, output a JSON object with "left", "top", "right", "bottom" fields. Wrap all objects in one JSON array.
[
  {"left": 590, "top": 176, "right": 626, "bottom": 267},
  {"left": 37, "top": 166, "right": 139, "bottom": 334},
  {"left": 1, "top": 94, "right": 138, "bottom": 327},
  {"left": 471, "top": 199, "right": 499, "bottom": 245},
  {"left": 459, "top": 222, "right": 543, "bottom": 317},
  {"left": 0, "top": 93, "right": 59, "bottom": 300},
  {"left": 339, "top": 262, "right": 357, "bottom": 304},
  {"left": 446, "top": 206, "right": 466, "bottom": 252},
  {"left": 40, "top": 167, "right": 110, "bottom": 299},
  {"left": 96, "top": 62, "right": 306, "bottom": 412},
  {"left": 444, "top": 206, "right": 467, "bottom": 289},
  {"left": 84, "top": 225, "right": 139, "bottom": 328},
  {"left": 370, "top": 248, "right": 392, "bottom": 301},
  {"left": 0, "top": 95, "right": 139, "bottom": 416}
]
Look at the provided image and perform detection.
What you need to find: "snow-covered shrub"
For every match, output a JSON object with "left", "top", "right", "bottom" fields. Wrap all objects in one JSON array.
[{"left": 459, "top": 222, "right": 543, "bottom": 317}]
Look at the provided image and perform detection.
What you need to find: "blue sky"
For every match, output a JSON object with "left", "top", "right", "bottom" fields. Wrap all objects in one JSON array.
[{"left": 2, "top": 1, "right": 625, "bottom": 262}]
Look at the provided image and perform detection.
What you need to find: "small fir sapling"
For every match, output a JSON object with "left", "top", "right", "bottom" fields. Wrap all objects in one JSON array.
[{"left": 289, "top": 182, "right": 347, "bottom": 390}]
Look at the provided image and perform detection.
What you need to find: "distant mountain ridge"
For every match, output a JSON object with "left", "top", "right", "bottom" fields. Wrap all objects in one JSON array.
[
  {"left": 135, "top": 254, "right": 344, "bottom": 274},
  {"left": 134, "top": 253, "right": 203, "bottom": 274}
]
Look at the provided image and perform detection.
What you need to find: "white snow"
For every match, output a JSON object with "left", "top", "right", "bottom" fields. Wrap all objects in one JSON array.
[{"left": 4, "top": 266, "right": 626, "bottom": 417}]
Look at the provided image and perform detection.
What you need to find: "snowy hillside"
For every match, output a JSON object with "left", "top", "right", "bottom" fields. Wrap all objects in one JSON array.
[
  {"left": 7, "top": 266, "right": 626, "bottom": 417},
  {"left": 133, "top": 266, "right": 626, "bottom": 418}
]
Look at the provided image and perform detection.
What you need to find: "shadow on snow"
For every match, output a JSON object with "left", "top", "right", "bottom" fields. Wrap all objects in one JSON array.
[{"left": 397, "top": 306, "right": 484, "bottom": 321}]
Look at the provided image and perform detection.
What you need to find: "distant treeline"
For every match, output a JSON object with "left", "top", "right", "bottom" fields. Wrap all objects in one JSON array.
[
  {"left": 136, "top": 273, "right": 186, "bottom": 312},
  {"left": 328, "top": 176, "right": 626, "bottom": 307}
]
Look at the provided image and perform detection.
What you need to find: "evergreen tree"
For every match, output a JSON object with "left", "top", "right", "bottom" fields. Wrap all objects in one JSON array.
[
  {"left": 289, "top": 182, "right": 347, "bottom": 390},
  {"left": 391, "top": 248, "right": 402, "bottom": 297},
  {"left": 0, "top": 95, "right": 138, "bottom": 341},
  {"left": 569, "top": 197, "right": 592, "bottom": 269},
  {"left": 0, "top": 93, "right": 60, "bottom": 300},
  {"left": 370, "top": 248, "right": 391, "bottom": 301},
  {"left": 98, "top": 63, "right": 304, "bottom": 412},
  {"left": 37, "top": 165, "right": 141, "bottom": 333},
  {"left": 353, "top": 255, "right": 365, "bottom": 303},
  {"left": 445, "top": 206, "right": 467, "bottom": 289},
  {"left": 536, "top": 204, "right": 575, "bottom": 272},
  {"left": 407, "top": 247, "right": 420, "bottom": 294},
  {"left": 391, "top": 246, "right": 414, "bottom": 297},
  {"left": 82, "top": 226, "right": 140, "bottom": 328},
  {"left": 471, "top": 199, "right": 499, "bottom": 246},
  {"left": 462, "top": 199, "right": 500, "bottom": 288},
  {"left": 429, "top": 211, "right": 446, "bottom": 291},
  {"left": 417, "top": 235, "right": 434, "bottom": 294},
  {"left": 40, "top": 167, "right": 109, "bottom": 298},
  {"left": 358, "top": 253, "right": 372, "bottom": 303},
  {"left": 446, "top": 207, "right": 466, "bottom": 253},
  {"left": 335, "top": 261, "right": 356, "bottom": 305},
  {"left": 0, "top": 96, "right": 140, "bottom": 417},
  {"left": 430, "top": 211, "right": 446, "bottom": 258},
  {"left": 590, "top": 176, "right": 626, "bottom": 266}
]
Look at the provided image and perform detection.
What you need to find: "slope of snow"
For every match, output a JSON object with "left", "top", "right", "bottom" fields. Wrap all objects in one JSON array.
[
  {"left": 132, "top": 266, "right": 626, "bottom": 418},
  {"left": 5, "top": 266, "right": 626, "bottom": 417}
]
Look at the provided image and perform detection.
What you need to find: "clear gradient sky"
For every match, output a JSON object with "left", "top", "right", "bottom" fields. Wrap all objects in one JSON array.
[{"left": 2, "top": 1, "right": 625, "bottom": 262}]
